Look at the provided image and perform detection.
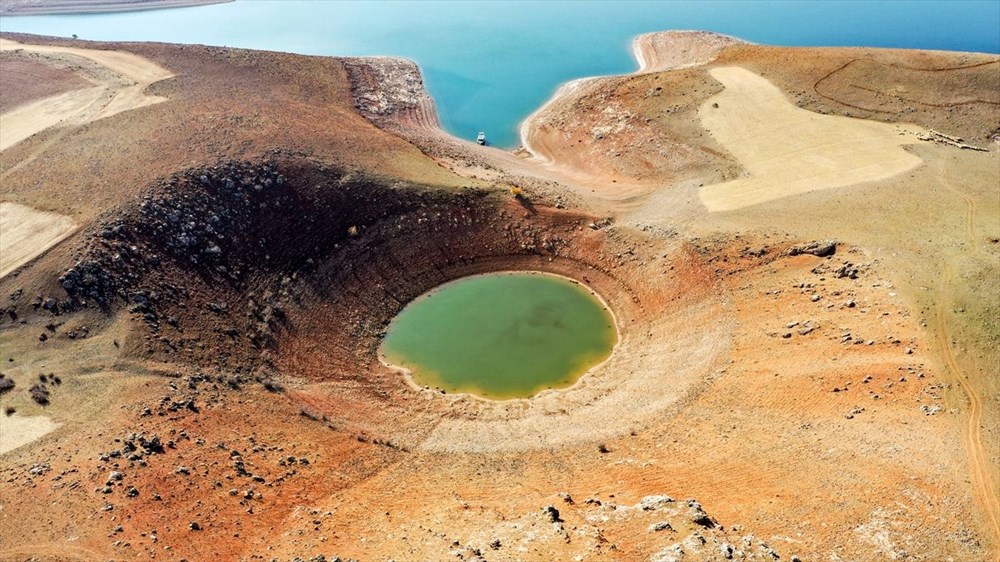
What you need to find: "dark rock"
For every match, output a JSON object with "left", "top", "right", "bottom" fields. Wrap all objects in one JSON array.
[
  {"left": 788, "top": 240, "right": 837, "bottom": 257},
  {"left": 543, "top": 505, "right": 562, "bottom": 523},
  {"left": 0, "top": 374, "right": 14, "bottom": 394},
  {"left": 139, "top": 435, "right": 164, "bottom": 454},
  {"left": 29, "top": 383, "right": 50, "bottom": 405},
  {"left": 834, "top": 262, "right": 860, "bottom": 279}
]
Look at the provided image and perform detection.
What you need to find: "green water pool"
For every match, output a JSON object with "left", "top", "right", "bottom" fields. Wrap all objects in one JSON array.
[{"left": 379, "top": 272, "right": 617, "bottom": 400}]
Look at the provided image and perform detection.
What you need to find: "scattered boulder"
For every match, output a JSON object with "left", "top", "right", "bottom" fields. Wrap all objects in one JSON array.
[
  {"left": 29, "top": 383, "right": 50, "bottom": 405},
  {"left": 685, "top": 500, "right": 716, "bottom": 528},
  {"left": 788, "top": 240, "right": 837, "bottom": 257},
  {"left": 0, "top": 373, "right": 14, "bottom": 394},
  {"left": 834, "top": 262, "right": 860, "bottom": 279},
  {"left": 639, "top": 495, "right": 674, "bottom": 511}
]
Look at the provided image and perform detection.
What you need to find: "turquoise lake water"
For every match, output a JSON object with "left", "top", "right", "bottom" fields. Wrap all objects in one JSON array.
[{"left": 1, "top": 1, "right": 997, "bottom": 147}]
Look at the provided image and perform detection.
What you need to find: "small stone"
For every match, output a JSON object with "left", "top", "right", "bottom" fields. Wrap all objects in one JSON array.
[{"left": 639, "top": 495, "right": 674, "bottom": 511}]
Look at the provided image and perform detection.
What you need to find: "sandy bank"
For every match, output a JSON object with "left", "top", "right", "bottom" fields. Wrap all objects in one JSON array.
[{"left": 0, "top": 0, "right": 231, "bottom": 16}]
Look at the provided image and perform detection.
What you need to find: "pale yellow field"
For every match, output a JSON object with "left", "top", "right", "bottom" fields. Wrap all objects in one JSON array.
[
  {"left": 0, "top": 202, "right": 77, "bottom": 278},
  {"left": 698, "top": 66, "right": 925, "bottom": 212},
  {"left": 0, "top": 414, "right": 60, "bottom": 454}
]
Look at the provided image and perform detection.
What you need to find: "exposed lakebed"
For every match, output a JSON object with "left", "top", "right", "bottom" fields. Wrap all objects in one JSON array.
[{"left": 380, "top": 272, "right": 616, "bottom": 399}]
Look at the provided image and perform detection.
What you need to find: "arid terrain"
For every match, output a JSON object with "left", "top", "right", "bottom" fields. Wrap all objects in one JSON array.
[{"left": 0, "top": 29, "right": 997, "bottom": 562}]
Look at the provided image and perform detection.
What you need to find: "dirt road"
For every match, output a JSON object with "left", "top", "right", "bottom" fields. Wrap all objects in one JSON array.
[{"left": 0, "top": 38, "right": 173, "bottom": 151}]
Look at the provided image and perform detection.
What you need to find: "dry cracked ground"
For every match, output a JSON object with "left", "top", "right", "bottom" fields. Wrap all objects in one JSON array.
[{"left": 0, "top": 30, "right": 997, "bottom": 562}]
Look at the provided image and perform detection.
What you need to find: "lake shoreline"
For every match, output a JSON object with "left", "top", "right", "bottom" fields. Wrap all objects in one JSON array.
[
  {"left": 378, "top": 270, "right": 622, "bottom": 403},
  {"left": 0, "top": 0, "right": 232, "bottom": 17},
  {"left": 517, "top": 30, "right": 745, "bottom": 190}
]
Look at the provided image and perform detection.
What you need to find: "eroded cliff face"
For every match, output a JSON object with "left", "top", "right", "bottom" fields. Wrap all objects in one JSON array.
[{"left": 343, "top": 57, "right": 441, "bottom": 131}]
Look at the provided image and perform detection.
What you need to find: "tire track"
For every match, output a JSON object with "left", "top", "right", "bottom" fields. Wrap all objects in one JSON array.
[
  {"left": 813, "top": 58, "right": 1000, "bottom": 113},
  {"left": 933, "top": 162, "right": 999, "bottom": 554}
]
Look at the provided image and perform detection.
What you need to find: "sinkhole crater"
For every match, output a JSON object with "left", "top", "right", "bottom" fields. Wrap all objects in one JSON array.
[{"left": 379, "top": 272, "right": 617, "bottom": 400}]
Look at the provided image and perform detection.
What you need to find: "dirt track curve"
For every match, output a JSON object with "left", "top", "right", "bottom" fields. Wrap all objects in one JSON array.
[
  {"left": 932, "top": 161, "right": 1000, "bottom": 553},
  {"left": 0, "top": 37, "right": 173, "bottom": 151}
]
